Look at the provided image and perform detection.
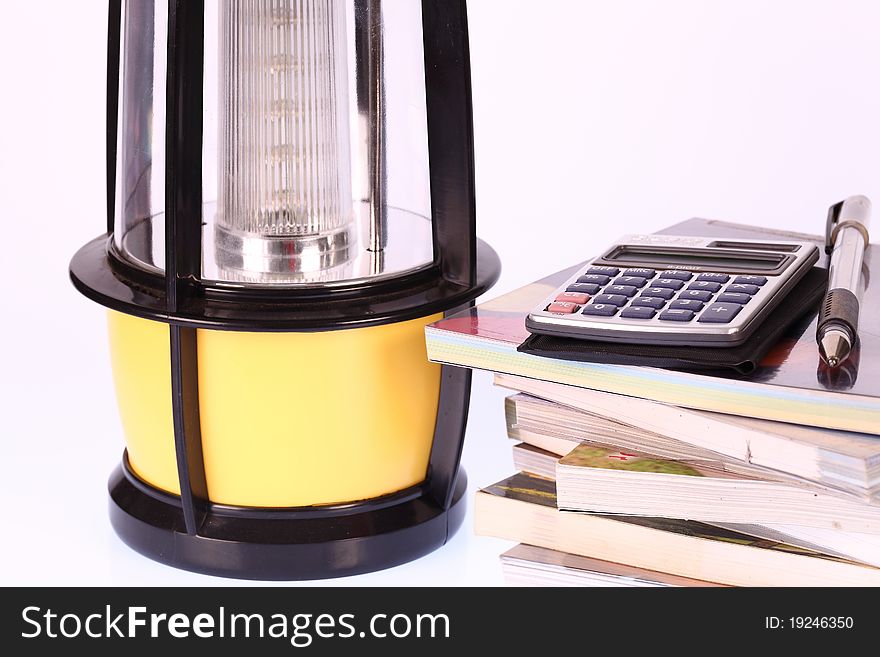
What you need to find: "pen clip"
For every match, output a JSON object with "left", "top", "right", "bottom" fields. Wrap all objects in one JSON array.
[{"left": 825, "top": 200, "right": 844, "bottom": 254}]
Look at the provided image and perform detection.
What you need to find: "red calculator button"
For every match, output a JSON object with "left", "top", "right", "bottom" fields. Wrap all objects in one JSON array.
[
  {"left": 546, "top": 302, "right": 579, "bottom": 314},
  {"left": 555, "top": 292, "right": 590, "bottom": 304}
]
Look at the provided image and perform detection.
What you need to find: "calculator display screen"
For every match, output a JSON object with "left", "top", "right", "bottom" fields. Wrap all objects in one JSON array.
[{"left": 603, "top": 246, "right": 788, "bottom": 272}]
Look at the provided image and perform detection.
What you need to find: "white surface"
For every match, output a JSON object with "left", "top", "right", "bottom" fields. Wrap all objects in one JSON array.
[{"left": 2, "top": 0, "right": 879, "bottom": 585}]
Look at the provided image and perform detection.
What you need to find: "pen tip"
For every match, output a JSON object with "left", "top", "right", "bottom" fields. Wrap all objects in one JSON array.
[{"left": 819, "top": 328, "right": 852, "bottom": 368}]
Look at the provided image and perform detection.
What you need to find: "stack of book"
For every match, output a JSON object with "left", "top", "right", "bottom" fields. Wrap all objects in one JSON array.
[{"left": 426, "top": 219, "right": 880, "bottom": 586}]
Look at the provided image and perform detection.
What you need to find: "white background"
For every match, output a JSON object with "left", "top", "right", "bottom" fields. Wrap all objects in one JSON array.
[{"left": 2, "top": 0, "right": 879, "bottom": 586}]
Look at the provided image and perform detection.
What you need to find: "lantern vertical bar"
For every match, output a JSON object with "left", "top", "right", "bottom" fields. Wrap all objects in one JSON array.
[
  {"left": 106, "top": 0, "right": 122, "bottom": 234},
  {"left": 165, "top": 0, "right": 205, "bottom": 309},
  {"left": 427, "top": 361, "right": 473, "bottom": 512},
  {"left": 421, "top": 0, "right": 477, "bottom": 289},
  {"left": 354, "top": 0, "right": 387, "bottom": 254},
  {"left": 421, "top": 0, "right": 479, "bottom": 511},
  {"left": 165, "top": 0, "right": 208, "bottom": 534},
  {"left": 170, "top": 325, "right": 208, "bottom": 534}
]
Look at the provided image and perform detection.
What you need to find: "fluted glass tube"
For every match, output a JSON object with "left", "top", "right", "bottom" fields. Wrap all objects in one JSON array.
[{"left": 216, "top": 0, "right": 353, "bottom": 274}]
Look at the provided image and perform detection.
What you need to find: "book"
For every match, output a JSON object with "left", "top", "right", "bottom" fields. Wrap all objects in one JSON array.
[
  {"left": 511, "top": 442, "right": 558, "bottom": 480},
  {"left": 711, "top": 522, "right": 880, "bottom": 569},
  {"left": 475, "top": 472, "right": 880, "bottom": 586},
  {"left": 511, "top": 441, "right": 880, "bottom": 568},
  {"left": 505, "top": 392, "right": 831, "bottom": 486},
  {"left": 501, "top": 379, "right": 880, "bottom": 503},
  {"left": 499, "top": 544, "right": 723, "bottom": 587},
  {"left": 555, "top": 442, "right": 880, "bottom": 533},
  {"left": 425, "top": 219, "right": 880, "bottom": 434}
]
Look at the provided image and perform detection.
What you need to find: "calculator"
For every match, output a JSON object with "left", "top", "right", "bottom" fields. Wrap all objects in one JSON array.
[{"left": 525, "top": 234, "right": 821, "bottom": 346}]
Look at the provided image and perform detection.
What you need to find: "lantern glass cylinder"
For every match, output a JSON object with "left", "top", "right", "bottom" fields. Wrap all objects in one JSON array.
[
  {"left": 112, "top": 0, "right": 168, "bottom": 274},
  {"left": 113, "top": 0, "right": 435, "bottom": 286}
]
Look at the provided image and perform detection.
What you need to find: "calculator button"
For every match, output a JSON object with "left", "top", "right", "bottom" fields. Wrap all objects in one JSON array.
[
  {"left": 555, "top": 291, "right": 590, "bottom": 304},
  {"left": 695, "top": 273, "right": 730, "bottom": 284},
  {"left": 582, "top": 303, "right": 618, "bottom": 316},
  {"left": 652, "top": 278, "right": 685, "bottom": 290},
  {"left": 614, "top": 276, "right": 648, "bottom": 288},
  {"left": 725, "top": 283, "right": 760, "bottom": 295},
  {"left": 687, "top": 281, "right": 723, "bottom": 293},
  {"left": 620, "top": 306, "right": 656, "bottom": 319},
  {"left": 605, "top": 285, "right": 638, "bottom": 297},
  {"left": 660, "top": 270, "right": 693, "bottom": 281},
  {"left": 642, "top": 287, "right": 675, "bottom": 300},
  {"left": 658, "top": 309, "right": 695, "bottom": 322},
  {"left": 679, "top": 289, "right": 714, "bottom": 302},
  {"left": 630, "top": 296, "right": 667, "bottom": 309},
  {"left": 733, "top": 275, "right": 767, "bottom": 286},
  {"left": 587, "top": 266, "right": 620, "bottom": 277},
  {"left": 716, "top": 292, "right": 751, "bottom": 305},
  {"left": 566, "top": 283, "right": 601, "bottom": 295},
  {"left": 577, "top": 274, "right": 611, "bottom": 285},
  {"left": 623, "top": 268, "right": 656, "bottom": 279},
  {"left": 669, "top": 299, "right": 704, "bottom": 311},
  {"left": 593, "top": 293, "right": 628, "bottom": 306},
  {"left": 546, "top": 302, "right": 580, "bottom": 314},
  {"left": 697, "top": 302, "right": 742, "bottom": 323}
]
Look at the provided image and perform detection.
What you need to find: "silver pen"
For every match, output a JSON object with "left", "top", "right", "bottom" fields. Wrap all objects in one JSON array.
[{"left": 817, "top": 195, "right": 871, "bottom": 367}]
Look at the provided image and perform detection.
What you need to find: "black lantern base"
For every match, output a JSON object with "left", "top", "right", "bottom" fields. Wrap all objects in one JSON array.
[{"left": 108, "top": 459, "right": 467, "bottom": 580}]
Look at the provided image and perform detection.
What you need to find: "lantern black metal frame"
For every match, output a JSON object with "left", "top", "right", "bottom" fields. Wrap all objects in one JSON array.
[{"left": 69, "top": 0, "right": 500, "bottom": 580}]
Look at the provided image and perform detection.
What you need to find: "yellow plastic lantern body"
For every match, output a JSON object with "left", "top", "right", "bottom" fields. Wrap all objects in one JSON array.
[{"left": 108, "top": 310, "right": 443, "bottom": 508}]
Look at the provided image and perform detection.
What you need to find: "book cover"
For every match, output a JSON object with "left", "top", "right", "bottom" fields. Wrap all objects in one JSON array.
[
  {"left": 426, "top": 219, "right": 880, "bottom": 433},
  {"left": 558, "top": 444, "right": 715, "bottom": 476},
  {"left": 476, "top": 472, "right": 880, "bottom": 586}
]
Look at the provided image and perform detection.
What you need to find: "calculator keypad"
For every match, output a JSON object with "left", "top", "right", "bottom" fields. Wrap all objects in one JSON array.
[{"left": 544, "top": 266, "right": 777, "bottom": 325}]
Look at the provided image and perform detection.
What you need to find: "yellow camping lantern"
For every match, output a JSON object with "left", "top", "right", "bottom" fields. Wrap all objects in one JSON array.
[{"left": 69, "top": 0, "right": 498, "bottom": 579}]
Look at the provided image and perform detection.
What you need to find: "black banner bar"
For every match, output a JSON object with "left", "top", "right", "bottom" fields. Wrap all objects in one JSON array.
[{"left": 1, "top": 587, "right": 872, "bottom": 654}]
